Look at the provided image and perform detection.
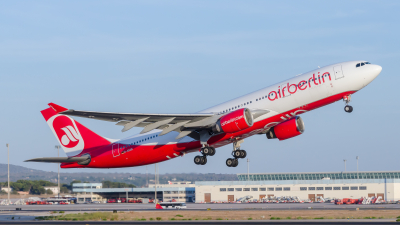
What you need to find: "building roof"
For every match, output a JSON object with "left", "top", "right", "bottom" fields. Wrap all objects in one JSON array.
[
  {"left": 237, "top": 171, "right": 400, "bottom": 181},
  {"left": 196, "top": 178, "right": 400, "bottom": 186}
]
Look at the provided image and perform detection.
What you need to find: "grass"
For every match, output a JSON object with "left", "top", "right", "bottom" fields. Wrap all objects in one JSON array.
[
  {"left": 270, "top": 217, "right": 281, "bottom": 220},
  {"left": 156, "top": 217, "right": 162, "bottom": 221},
  {"left": 286, "top": 216, "right": 291, "bottom": 219},
  {"left": 216, "top": 218, "right": 223, "bottom": 220},
  {"left": 176, "top": 214, "right": 183, "bottom": 217},
  {"left": 314, "top": 217, "right": 324, "bottom": 219},
  {"left": 248, "top": 218, "right": 253, "bottom": 220},
  {"left": 36, "top": 212, "right": 119, "bottom": 221},
  {"left": 170, "top": 218, "right": 175, "bottom": 220},
  {"left": 59, "top": 211, "right": 64, "bottom": 213}
]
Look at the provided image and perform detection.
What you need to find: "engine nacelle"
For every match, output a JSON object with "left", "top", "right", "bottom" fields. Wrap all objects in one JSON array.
[
  {"left": 266, "top": 116, "right": 305, "bottom": 140},
  {"left": 212, "top": 108, "right": 253, "bottom": 134}
]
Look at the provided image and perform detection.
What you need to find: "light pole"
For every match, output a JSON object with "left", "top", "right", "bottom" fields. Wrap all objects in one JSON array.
[
  {"left": 343, "top": 159, "right": 347, "bottom": 172},
  {"left": 154, "top": 163, "right": 157, "bottom": 204},
  {"left": 55, "top": 145, "right": 60, "bottom": 198},
  {"left": 356, "top": 156, "right": 359, "bottom": 179},
  {"left": 247, "top": 158, "right": 250, "bottom": 181},
  {"left": 6, "top": 144, "right": 10, "bottom": 205}
]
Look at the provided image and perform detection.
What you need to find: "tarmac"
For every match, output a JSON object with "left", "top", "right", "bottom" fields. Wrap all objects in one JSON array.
[
  {"left": 0, "top": 203, "right": 400, "bottom": 212},
  {"left": 0, "top": 203, "right": 399, "bottom": 224}
]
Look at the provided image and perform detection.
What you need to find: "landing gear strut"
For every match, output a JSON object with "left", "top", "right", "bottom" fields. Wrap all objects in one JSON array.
[
  {"left": 226, "top": 139, "right": 246, "bottom": 167},
  {"left": 194, "top": 146, "right": 215, "bottom": 165},
  {"left": 343, "top": 95, "right": 353, "bottom": 113}
]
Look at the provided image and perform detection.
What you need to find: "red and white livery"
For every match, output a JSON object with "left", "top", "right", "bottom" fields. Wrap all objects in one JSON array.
[{"left": 26, "top": 61, "right": 382, "bottom": 168}]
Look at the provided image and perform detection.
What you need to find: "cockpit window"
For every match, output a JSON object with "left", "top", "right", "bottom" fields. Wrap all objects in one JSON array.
[{"left": 356, "top": 62, "right": 371, "bottom": 68}]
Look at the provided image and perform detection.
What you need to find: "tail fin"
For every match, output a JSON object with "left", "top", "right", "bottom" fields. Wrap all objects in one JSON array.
[{"left": 41, "top": 103, "right": 111, "bottom": 157}]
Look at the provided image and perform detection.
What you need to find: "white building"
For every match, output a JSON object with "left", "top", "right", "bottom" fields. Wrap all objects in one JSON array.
[
  {"left": 195, "top": 171, "right": 400, "bottom": 203},
  {"left": 44, "top": 186, "right": 59, "bottom": 195},
  {"left": 1, "top": 187, "right": 12, "bottom": 193}
]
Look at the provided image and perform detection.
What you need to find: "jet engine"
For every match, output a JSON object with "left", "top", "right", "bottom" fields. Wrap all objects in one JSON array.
[
  {"left": 212, "top": 108, "right": 253, "bottom": 134},
  {"left": 266, "top": 116, "right": 305, "bottom": 140}
]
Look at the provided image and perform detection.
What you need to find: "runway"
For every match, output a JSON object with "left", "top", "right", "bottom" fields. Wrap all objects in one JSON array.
[
  {"left": 0, "top": 220, "right": 397, "bottom": 224},
  {"left": 1, "top": 203, "right": 400, "bottom": 212}
]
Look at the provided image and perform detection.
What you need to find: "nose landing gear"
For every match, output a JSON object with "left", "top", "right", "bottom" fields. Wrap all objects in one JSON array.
[
  {"left": 226, "top": 140, "right": 246, "bottom": 167},
  {"left": 343, "top": 95, "right": 353, "bottom": 113}
]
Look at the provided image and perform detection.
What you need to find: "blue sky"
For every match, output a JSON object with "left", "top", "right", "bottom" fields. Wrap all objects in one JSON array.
[{"left": 1, "top": 1, "right": 399, "bottom": 174}]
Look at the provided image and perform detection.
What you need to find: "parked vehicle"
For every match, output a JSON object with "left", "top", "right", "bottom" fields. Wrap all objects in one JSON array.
[{"left": 159, "top": 202, "right": 187, "bottom": 209}]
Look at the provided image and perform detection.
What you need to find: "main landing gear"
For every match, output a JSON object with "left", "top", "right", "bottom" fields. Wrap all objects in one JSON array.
[
  {"left": 194, "top": 146, "right": 215, "bottom": 165},
  {"left": 343, "top": 95, "right": 353, "bottom": 113},
  {"left": 226, "top": 140, "right": 246, "bottom": 167}
]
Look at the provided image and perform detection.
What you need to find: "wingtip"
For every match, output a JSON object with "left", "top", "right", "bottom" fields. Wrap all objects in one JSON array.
[{"left": 48, "top": 103, "right": 68, "bottom": 113}]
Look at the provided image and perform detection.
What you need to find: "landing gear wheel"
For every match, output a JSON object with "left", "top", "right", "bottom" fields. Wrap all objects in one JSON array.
[
  {"left": 226, "top": 158, "right": 234, "bottom": 167},
  {"left": 232, "top": 159, "right": 239, "bottom": 167},
  {"left": 202, "top": 147, "right": 211, "bottom": 155},
  {"left": 344, "top": 105, "right": 353, "bottom": 113},
  {"left": 234, "top": 150, "right": 242, "bottom": 158},
  {"left": 240, "top": 150, "right": 247, "bottom": 158},
  {"left": 209, "top": 147, "right": 216, "bottom": 156},
  {"left": 194, "top": 156, "right": 203, "bottom": 165},
  {"left": 201, "top": 156, "right": 207, "bottom": 165}
]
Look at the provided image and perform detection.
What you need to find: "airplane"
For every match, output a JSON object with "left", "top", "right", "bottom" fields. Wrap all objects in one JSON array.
[{"left": 26, "top": 61, "right": 382, "bottom": 168}]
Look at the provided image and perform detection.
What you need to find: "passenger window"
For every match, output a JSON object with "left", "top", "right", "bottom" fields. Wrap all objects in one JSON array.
[
  {"left": 361, "top": 62, "right": 365, "bottom": 66},
  {"left": 356, "top": 63, "right": 360, "bottom": 67}
]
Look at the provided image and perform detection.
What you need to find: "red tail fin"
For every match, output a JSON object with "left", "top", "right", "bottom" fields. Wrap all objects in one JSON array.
[{"left": 41, "top": 103, "right": 111, "bottom": 157}]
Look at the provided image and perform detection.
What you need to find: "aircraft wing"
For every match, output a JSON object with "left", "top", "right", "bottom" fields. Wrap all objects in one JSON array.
[
  {"left": 50, "top": 103, "right": 269, "bottom": 140},
  {"left": 25, "top": 156, "right": 89, "bottom": 163}
]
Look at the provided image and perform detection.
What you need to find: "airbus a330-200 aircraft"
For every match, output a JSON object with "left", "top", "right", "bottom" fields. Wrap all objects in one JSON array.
[{"left": 26, "top": 61, "right": 382, "bottom": 168}]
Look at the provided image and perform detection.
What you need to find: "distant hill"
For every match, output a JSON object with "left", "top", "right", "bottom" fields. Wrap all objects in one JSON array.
[{"left": 0, "top": 164, "right": 237, "bottom": 187}]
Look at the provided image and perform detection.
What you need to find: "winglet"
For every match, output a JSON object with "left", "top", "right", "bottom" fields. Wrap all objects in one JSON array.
[{"left": 48, "top": 103, "right": 68, "bottom": 113}]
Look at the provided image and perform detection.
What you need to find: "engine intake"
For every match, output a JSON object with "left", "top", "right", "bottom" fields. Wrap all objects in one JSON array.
[
  {"left": 212, "top": 108, "right": 253, "bottom": 134},
  {"left": 266, "top": 116, "right": 305, "bottom": 140}
]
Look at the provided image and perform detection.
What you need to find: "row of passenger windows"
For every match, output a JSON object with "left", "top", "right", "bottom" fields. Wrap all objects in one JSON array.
[
  {"left": 356, "top": 62, "right": 371, "bottom": 67},
  {"left": 125, "top": 135, "right": 159, "bottom": 146},
  {"left": 219, "top": 186, "right": 367, "bottom": 192},
  {"left": 219, "top": 101, "right": 253, "bottom": 114},
  {"left": 219, "top": 74, "right": 331, "bottom": 114}
]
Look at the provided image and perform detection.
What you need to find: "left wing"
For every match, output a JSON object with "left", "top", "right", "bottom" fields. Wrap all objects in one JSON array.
[{"left": 49, "top": 103, "right": 269, "bottom": 140}]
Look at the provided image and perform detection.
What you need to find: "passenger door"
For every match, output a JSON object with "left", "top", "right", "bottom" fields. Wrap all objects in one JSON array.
[
  {"left": 333, "top": 65, "right": 344, "bottom": 80},
  {"left": 112, "top": 143, "right": 120, "bottom": 157}
]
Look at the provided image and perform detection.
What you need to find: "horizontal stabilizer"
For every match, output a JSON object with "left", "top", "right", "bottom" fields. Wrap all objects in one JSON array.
[{"left": 25, "top": 156, "right": 90, "bottom": 163}]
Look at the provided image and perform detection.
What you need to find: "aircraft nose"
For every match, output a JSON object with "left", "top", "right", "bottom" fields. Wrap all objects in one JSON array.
[{"left": 372, "top": 65, "right": 382, "bottom": 77}]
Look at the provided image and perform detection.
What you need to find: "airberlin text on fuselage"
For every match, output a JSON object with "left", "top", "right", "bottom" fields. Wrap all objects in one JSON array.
[{"left": 268, "top": 72, "right": 331, "bottom": 101}]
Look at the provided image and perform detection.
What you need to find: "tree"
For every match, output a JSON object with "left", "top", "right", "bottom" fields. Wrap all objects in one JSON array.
[
  {"left": 60, "top": 186, "right": 69, "bottom": 193},
  {"left": 45, "top": 189, "right": 53, "bottom": 194}
]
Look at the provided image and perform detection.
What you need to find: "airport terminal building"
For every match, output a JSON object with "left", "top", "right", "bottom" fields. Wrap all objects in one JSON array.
[{"left": 73, "top": 171, "right": 400, "bottom": 203}]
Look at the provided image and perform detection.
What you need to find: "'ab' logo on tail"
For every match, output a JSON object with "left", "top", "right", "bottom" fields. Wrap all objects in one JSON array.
[{"left": 47, "top": 115, "right": 85, "bottom": 155}]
